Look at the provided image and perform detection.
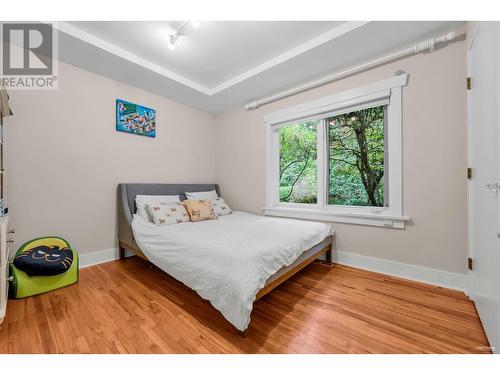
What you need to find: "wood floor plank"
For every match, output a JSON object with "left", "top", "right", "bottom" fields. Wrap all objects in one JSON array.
[{"left": 0, "top": 256, "right": 491, "bottom": 354}]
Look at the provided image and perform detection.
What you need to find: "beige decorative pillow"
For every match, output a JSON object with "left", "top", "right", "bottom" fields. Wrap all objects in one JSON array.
[
  {"left": 146, "top": 202, "right": 190, "bottom": 225},
  {"left": 210, "top": 198, "right": 232, "bottom": 216},
  {"left": 183, "top": 199, "right": 217, "bottom": 222}
]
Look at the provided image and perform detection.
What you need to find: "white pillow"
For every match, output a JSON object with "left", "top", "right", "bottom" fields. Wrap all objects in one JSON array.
[
  {"left": 210, "top": 197, "right": 232, "bottom": 216},
  {"left": 135, "top": 195, "right": 181, "bottom": 222},
  {"left": 185, "top": 190, "right": 218, "bottom": 200},
  {"left": 146, "top": 202, "right": 190, "bottom": 225}
]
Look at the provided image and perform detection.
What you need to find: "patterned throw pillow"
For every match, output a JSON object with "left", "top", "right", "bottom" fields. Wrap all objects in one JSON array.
[
  {"left": 183, "top": 199, "right": 217, "bottom": 222},
  {"left": 210, "top": 198, "right": 232, "bottom": 216},
  {"left": 146, "top": 202, "right": 190, "bottom": 225}
]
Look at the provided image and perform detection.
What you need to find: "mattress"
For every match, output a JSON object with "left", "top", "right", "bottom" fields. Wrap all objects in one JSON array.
[{"left": 132, "top": 211, "right": 332, "bottom": 331}]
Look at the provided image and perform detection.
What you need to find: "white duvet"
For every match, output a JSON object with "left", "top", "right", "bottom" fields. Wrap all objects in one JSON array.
[{"left": 132, "top": 211, "right": 332, "bottom": 331}]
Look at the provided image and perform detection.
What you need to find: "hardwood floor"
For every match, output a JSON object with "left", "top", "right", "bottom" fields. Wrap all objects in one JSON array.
[{"left": 0, "top": 256, "right": 491, "bottom": 354}]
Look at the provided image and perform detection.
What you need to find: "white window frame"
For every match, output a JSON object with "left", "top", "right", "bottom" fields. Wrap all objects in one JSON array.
[{"left": 264, "top": 74, "right": 410, "bottom": 228}]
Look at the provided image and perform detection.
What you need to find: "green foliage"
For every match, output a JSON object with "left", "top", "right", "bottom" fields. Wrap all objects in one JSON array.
[
  {"left": 279, "top": 122, "right": 317, "bottom": 203},
  {"left": 328, "top": 106, "right": 385, "bottom": 207},
  {"left": 278, "top": 105, "right": 386, "bottom": 207}
]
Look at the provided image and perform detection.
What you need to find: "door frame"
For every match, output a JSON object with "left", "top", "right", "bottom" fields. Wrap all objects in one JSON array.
[{"left": 466, "top": 23, "right": 478, "bottom": 300}]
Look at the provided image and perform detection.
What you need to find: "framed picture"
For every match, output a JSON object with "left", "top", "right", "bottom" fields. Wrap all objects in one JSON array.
[{"left": 116, "top": 99, "right": 156, "bottom": 138}]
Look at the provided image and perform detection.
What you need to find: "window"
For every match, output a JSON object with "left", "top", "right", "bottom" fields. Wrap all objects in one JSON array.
[
  {"left": 264, "top": 75, "right": 409, "bottom": 228},
  {"left": 327, "top": 105, "right": 387, "bottom": 207},
  {"left": 279, "top": 121, "right": 318, "bottom": 204}
]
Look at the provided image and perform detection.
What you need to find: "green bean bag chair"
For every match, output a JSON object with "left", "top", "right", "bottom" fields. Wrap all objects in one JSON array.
[{"left": 9, "top": 236, "right": 79, "bottom": 298}]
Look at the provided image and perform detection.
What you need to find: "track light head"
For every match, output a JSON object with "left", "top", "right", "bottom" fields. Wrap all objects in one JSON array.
[
  {"left": 168, "top": 34, "right": 180, "bottom": 50},
  {"left": 167, "top": 21, "right": 201, "bottom": 51}
]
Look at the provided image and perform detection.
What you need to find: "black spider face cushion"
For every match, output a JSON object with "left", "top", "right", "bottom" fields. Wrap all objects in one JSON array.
[{"left": 14, "top": 245, "right": 73, "bottom": 276}]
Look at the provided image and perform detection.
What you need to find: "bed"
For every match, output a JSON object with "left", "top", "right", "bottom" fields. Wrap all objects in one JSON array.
[{"left": 118, "top": 183, "right": 334, "bottom": 333}]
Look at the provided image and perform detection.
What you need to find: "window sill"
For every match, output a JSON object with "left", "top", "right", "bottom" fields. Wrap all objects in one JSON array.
[{"left": 263, "top": 206, "right": 410, "bottom": 229}]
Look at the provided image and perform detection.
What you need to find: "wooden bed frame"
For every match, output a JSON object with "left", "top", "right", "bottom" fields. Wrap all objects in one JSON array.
[
  {"left": 119, "top": 238, "right": 333, "bottom": 336},
  {"left": 118, "top": 239, "right": 333, "bottom": 303},
  {"left": 117, "top": 183, "right": 334, "bottom": 335}
]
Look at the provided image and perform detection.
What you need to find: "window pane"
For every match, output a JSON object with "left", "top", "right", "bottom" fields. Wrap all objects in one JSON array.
[
  {"left": 279, "top": 121, "right": 318, "bottom": 204},
  {"left": 328, "top": 105, "right": 387, "bottom": 207}
]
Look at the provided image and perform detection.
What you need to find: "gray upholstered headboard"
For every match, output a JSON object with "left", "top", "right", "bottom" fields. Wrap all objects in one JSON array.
[
  {"left": 118, "top": 183, "right": 220, "bottom": 226},
  {"left": 117, "top": 183, "right": 220, "bottom": 249}
]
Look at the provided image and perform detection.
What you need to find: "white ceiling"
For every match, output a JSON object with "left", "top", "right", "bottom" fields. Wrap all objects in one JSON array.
[
  {"left": 68, "top": 21, "right": 343, "bottom": 88},
  {"left": 56, "top": 21, "right": 463, "bottom": 113}
]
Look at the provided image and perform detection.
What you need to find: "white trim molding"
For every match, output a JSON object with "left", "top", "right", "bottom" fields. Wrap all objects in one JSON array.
[
  {"left": 264, "top": 74, "right": 407, "bottom": 125},
  {"left": 334, "top": 250, "right": 468, "bottom": 292},
  {"left": 247, "top": 30, "right": 460, "bottom": 110},
  {"left": 264, "top": 206, "right": 410, "bottom": 229},
  {"left": 210, "top": 21, "right": 369, "bottom": 94},
  {"left": 79, "top": 247, "right": 133, "bottom": 268},
  {"left": 264, "top": 74, "right": 410, "bottom": 228},
  {"left": 76, "top": 246, "right": 466, "bottom": 293},
  {"left": 54, "top": 22, "right": 211, "bottom": 94},
  {"left": 55, "top": 21, "right": 369, "bottom": 96}
]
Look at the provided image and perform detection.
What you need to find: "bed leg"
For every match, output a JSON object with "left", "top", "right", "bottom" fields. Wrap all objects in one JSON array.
[
  {"left": 238, "top": 328, "right": 248, "bottom": 337},
  {"left": 325, "top": 247, "right": 333, "bottom": 265},
  {"left": 119, "top": 245, "right": 126, "bottom": 260}
]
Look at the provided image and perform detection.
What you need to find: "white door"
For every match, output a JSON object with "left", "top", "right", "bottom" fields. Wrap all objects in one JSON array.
[{"left": 468, "top": 21, "right": 500, "bottom": 352}]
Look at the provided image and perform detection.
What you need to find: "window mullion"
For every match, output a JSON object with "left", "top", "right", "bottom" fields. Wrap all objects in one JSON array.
[
  {"left": 316, "top": 119, "right": 326, "bottom": 208},
  {"left": 273, "top": 128, "right": 280, "bottom": 207}
]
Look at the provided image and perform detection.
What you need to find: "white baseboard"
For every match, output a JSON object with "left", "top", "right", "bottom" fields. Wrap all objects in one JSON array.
[
  {"left": 78, "top": 247, "right": 467, "bottom": 292},
  {"left": 79, "top": 247, "right": 133, "bottom": 268},
  {"left": 333, "top": 250, "right": 467, "bottom": 292},
  {"left": 79, "top": 248, "right": 120, "bottom": 268}
]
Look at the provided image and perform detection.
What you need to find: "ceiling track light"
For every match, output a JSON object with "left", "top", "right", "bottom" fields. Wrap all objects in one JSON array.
[
  {"left": 168, "top": 34, "right": 180, "bottom": 50},
  {"left": 168, "top": 20, "right": 201, "bottom": 51}
]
